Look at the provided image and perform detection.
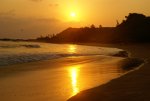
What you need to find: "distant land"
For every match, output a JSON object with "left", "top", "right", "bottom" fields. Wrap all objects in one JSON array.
[{"left": 1, "top": 13, "right": 150, "bottom": 43}]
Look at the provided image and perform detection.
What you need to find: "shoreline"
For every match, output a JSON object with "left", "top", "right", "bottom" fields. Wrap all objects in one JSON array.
[
  {"left": 0, "top": 54, "right": 131, "bottom": 101},
  {"left": 68, "top": 43, "right": 150, "bottom": 101}
]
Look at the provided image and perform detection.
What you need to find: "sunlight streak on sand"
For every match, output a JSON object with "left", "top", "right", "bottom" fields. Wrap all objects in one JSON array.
[{"left": 69, "top": 65, "right": 80, "bottom": 96}]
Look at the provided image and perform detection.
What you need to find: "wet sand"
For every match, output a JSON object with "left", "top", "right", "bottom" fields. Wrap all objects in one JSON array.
[
  {"left": 68, "top": 43, "right": 150, "bottom": 101},
  {"left": 0, "top": 55, "right": 129, "bottom": 101}
]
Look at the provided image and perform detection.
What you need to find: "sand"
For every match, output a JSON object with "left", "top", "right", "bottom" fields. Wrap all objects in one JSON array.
[
  {"left": 0, "top": 54, "right": 128, "bottom": 101},
  {"left": 68, "top": 43, "right": 150, "bottom": 101},
  {"left": 0, "top": 55, "right": 104, "bottom": 101}
]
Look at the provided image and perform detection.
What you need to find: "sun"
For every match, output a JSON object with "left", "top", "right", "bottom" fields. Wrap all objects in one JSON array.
[
  {"left": 70, "top": 12, "right": 76, "bottom": 18},
  {"left": 67, "top": 11, "right": 80, "bottom": 21}
]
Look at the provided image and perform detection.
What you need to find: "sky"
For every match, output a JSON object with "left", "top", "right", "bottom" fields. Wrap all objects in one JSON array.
[{"left": 0, "top": 0, "right": 150, "bottom": 39}]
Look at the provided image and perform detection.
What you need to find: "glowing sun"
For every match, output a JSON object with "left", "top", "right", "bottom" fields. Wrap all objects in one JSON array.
[{"left": 70, "top": 12, "right": 76, "bottom": 18}]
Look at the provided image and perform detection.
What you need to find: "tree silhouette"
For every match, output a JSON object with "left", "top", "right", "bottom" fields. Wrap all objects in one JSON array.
[
  {"left": 90, "top": 24, "right": 96, "bottom": 29},
  {"left": 37, "top": 13, "right": 150, "bottom": 43}
]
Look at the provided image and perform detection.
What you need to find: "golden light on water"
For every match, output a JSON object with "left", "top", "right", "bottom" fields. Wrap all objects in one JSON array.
[
  {"left": 68, "top": 45, "right": 77, "bottom": 54},
  {"left": 69, "top": 65, "right": 80, "bottom": 96}
]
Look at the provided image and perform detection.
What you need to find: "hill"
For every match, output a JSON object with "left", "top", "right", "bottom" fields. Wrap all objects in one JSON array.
[{"left": 37, "top": 13, "right": 150, "bottom": 43}]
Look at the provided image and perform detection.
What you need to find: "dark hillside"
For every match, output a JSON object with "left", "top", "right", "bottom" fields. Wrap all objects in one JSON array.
[{"left": 37, "top": 13, "right": 150, "bottom": 43}]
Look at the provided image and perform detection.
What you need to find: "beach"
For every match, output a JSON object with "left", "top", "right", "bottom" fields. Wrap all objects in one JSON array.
[
  {"left": 0, "top": 0, "right": 150, "bottom": 101},
  {"left": 68, "top": 43, "right": 150, "bottom": 101},
  {"left": 0, "top": 54, "right": 129, "bottom": 101},
  {"left": 0, "top": 43, "right": 149, "bottom": 101}
]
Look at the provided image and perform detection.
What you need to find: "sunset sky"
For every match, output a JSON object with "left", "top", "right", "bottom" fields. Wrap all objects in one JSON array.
[{"left": 0, "top": 0, "right": 150, "bottom": 39}]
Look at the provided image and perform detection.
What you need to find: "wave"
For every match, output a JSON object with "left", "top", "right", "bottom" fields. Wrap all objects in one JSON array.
[
  {"left": 0, "top": 44, "right": 41, "bottom": 48},
  {"left": 0, "top": 41, "right": 130, "bottom": 66},
  {"left": 0, "top": 53, "right": 60, "bottom": 66},
  {"left": 0, "top": 50, "right": 129, "bottom": 67}
]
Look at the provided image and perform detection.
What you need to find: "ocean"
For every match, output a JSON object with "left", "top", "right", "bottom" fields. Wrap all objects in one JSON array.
[{"left": 0, "top": 41, "right": 124, "bottom": 66}]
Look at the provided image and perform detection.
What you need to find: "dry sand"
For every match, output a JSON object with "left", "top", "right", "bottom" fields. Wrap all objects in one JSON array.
[{"left": 68, "top": 43, "right": 150, "bottom": 101}]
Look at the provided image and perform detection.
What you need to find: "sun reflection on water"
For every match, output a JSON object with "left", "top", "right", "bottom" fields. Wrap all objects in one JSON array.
[
  {"left": 68, "top": 45, "right": 77, "bottom": 54},
  {"left": 69, "top": 65, "right": 80, "bottom": 96}
]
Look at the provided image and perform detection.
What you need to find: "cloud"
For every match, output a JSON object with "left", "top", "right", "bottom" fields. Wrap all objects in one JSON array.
[
  {"left": 49, "top": 3, "right": 59, "bottom": 7},
  {"left": 0, "top": 15, "right": 66, "bottom": 39},
  {"left": 29, "top": 0, "right": 43, "bottom": 2},
  {"left": 29, "top": 0, "right": 59, "bottom": 7},
  {"left": 0, "top": 10, "right": 15, "bottom": 17},
  {"left": 36, "top": 18, "right": 60, "bottom": 22}
]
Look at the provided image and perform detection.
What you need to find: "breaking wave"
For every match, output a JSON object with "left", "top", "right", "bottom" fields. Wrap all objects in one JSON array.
[{"left": 0, "top": 41, "right": 128, "bottom": 66}]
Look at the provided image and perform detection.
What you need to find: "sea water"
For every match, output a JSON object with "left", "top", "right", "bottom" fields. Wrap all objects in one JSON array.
[{"left": 0, "top": 41, "right": 124, "bottom": 66}]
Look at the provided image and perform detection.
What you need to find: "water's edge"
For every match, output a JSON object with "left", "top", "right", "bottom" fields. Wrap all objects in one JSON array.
[{"left": 67, "top": 48, "right": 145, "bottom": 101}]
